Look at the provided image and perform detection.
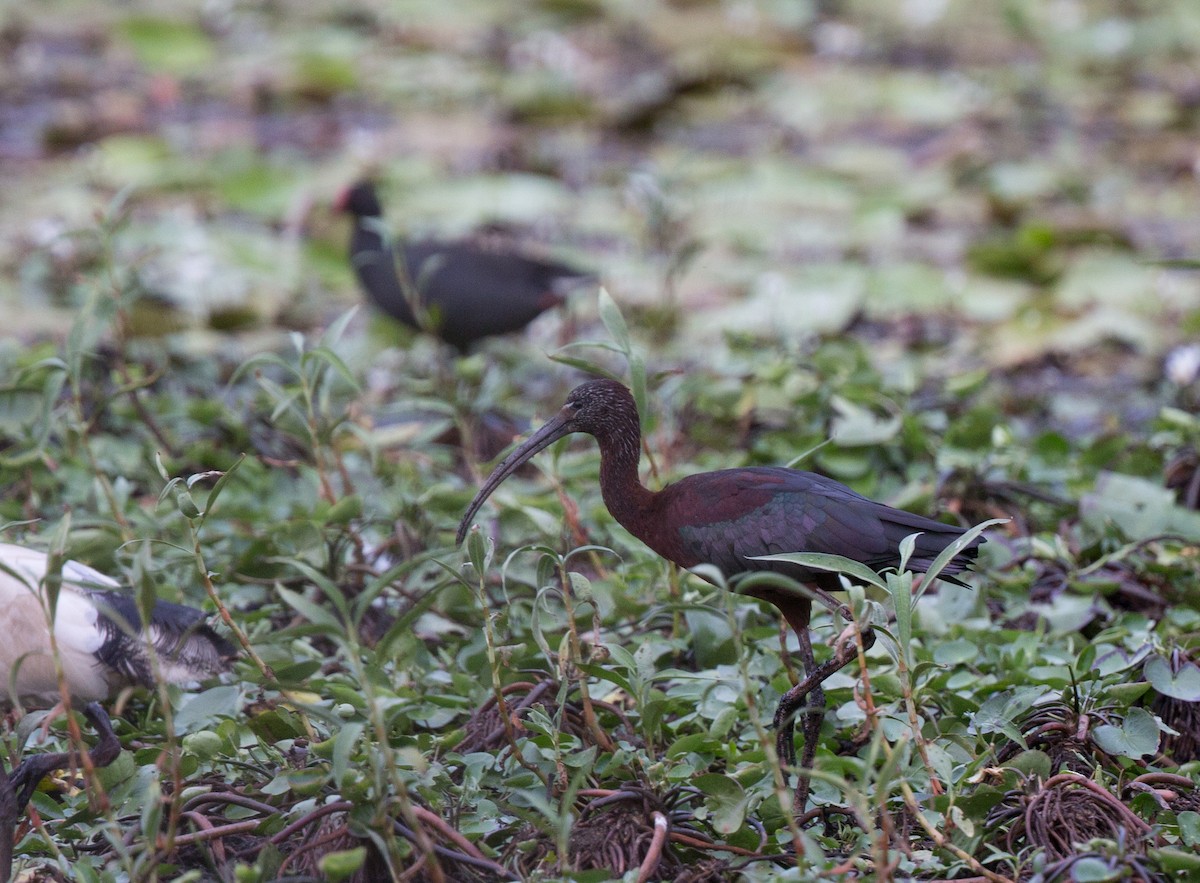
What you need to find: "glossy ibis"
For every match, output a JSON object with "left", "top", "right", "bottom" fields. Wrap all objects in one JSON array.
[
  {"left": 456, "top": 380, "right": 983, "bottom": 810},
  {"left": 0, "top": 543, "right": 234, "bottom": 809},
  {"left": 336, "top": 181, "right": 596, "bottom": 351}
]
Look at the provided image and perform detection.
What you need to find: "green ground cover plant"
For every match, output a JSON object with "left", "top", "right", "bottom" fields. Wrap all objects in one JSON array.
[{"left": 2, "top": 2, "right": 1200, "bottom": 879}]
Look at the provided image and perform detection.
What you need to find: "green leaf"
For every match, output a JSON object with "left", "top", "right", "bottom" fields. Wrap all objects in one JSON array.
[
  {"left": 578, "top": 659, "right": 636, "bottom": 696},
  {"left": 1145, "top": 655, "right": 1200, "bottom": 701},
  {"left": 320, "top": 848, "right": 367, "bottom": 882},
  {"left": 748, "top": 551, "right": 888, "bottom": 589},
  {"left": 1069, "top": 857, "right": 1119, "bottom": 881},
  {"left": 1005, "top": 749, "right": 1052, "bottom": 779},
  {"left": 919, "top": 518, "right": 1006, "bottom": 597},
  {"left": 683, "top": 608, "right": 735, "bottom": 667},
  {"left": 324, "top": 494, "right": 363, "bottom": 526},
  {"left": 95, "top": 747, "right": 138, "bottom": 793},
  {"left": 332, "top": 722, "right": 364, "bottom": 787},
  {"left": 694, "top": 773, "right": 748, "bottom": 834},
  {"left": 278, "top": 586, "right": 343, "bottom": 630},
  {"left": 278, "top": 559, "right": 351, "bottom": 622},
  {"left": 1092, "top": 706, "right": 1159, "bottom": 758},
  {"left": 244, "top": 705, "right": 307, "bottom": 743},
  {"left": 1081, "top": 472, "right": 1200, "bottom": 539},
  {"left": 971, "top": 687, "right": 1048, "bottom": 745},
  {"left": 140, "top": 775, "right": 163, "bottom": 841},
  {"left": 829, "top": 395, "right": 901, "bottom": 445},
  {"left": 924, "top": 743, "right": 956, "bottom": 791},
  {"left": 547, "top": 351, "right": 623, "bottom": 376},
  {"left": 176, "top": 490, "right": 202, "bottom": 519},
  {"left": 889, "top": 568, "right": 915, "bottom": 663},
  {"left": 466, "top": 527, "right": 491, "bottom": 576},
  {"left": 174, "top": 685, "right": 241, "bottom": 734},
  {"left": 1106, "top": 682, "right": 1151, "bottom": 705},
  {"left": 597, "top": 288, "right": 631, "bottom": 355},
  {"left": 629, "top": 354, "right": 647, "bottom": 428},
  {"left": 182, "top": 730, "right": 223, "bottom": 761},
  {"left": 896, "top": 532, "right": 917, "bottom": 572},
  {"left": 946, "top": 804, "right": 974, "bottom": 838},
  {"left": 287, "top": 767, "right": 331, "bottom": 797},
  {"left": 933, "top": 638, "right": 978, "bottom": 666},
  {"left": 1179, "top": 811, "right": 1200, "bottom": 848},
  {"left": 305, "top": 345, "right": 362, "bottom": 393},
  {"left": 1150, "top": 846, "right": 1200, "bottom": 872},
  {"left": 73, "top": 862, "right": 102, "bottom": 883}
]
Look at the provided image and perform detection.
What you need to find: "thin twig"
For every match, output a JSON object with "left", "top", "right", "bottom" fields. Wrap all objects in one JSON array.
[
  {"left": 668, "top": 831, "right": 764, "bottom": 857},
  {"left": 557, "top": 559, "right": 616, "bottom": 754},
  {"left": 190, "top": 520, "right": 276, "bottom": 685},
  {"left": 895, "top": 773, "right": 1014, "bottom": 883},
  {"left": 269, "top": 800, "right": 354, "bottom": 845},
  {"left": 1042, "top": 772, "right": 1152, "bottom": 834},
  {"left": 171, "top": 818, "right": 262, "bottom": 846},
  {"left": 393, "top": 821, "right": 511, "bottom": 878},
  {"left": 278, "top": 822, "right": 353, "bottom": 876},
  {"left": 181, "top": 791, "right": 278, "bottom": 816},
  {"left": 412, "top": 806, "right": 489, "bottom": 862},
  {"left": 180, "top": 810, "right": 228, "bottom": 866}
]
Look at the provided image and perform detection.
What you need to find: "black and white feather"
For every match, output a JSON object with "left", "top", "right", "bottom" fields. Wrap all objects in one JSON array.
[{"left": 0, "top": 543, "right": 234, "bottom": 706}]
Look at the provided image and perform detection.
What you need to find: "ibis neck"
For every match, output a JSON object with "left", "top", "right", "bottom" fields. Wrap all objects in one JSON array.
[{"left": 594, "top": 420, "right": 656, "bottom": 532}]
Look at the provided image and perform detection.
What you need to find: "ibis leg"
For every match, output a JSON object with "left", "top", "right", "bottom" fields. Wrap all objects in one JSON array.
[
  {"left": 0, "top": 760, "right": 14, "bottom": 883},
  {"left": 774, "top": 618, "right": 876, "bottom": 814},
  {"left": 10, "top": 702, "right": 121, "bottom": 810},
  {"left": 776, "top": 623, "right": 826, "bottom": 812},
  {"left": 773, "top": 601, "right": 808, "bottom": 764}
]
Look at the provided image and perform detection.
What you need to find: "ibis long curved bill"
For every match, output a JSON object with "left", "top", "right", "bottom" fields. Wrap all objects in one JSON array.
[{"left": 455, "top": 405, "right": 580, "bottom": 546}]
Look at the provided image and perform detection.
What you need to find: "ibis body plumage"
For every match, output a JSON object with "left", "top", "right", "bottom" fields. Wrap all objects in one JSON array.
[
  {"left": 336, "top": 181, "right": 595, "bottom": 351},
  {"left": 0, "top": 543, "right": 234, "bottom": 814},
  {"left": 0, "top": 543, "right": 232, "bottom": 705}
]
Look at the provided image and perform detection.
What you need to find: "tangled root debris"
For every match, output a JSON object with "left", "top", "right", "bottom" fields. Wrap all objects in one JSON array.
[
  {"left": 458, "top": 675, "right": 631, "bottom": 756},
  {"left": 995, "top": 699, "right": 1122, "bottom": 775},
  {"left": 569, "top": 788, "right": 675, "bottom": 880},
  {"left": 987, "top": 772, "right": 1153, "bottom": 862}
]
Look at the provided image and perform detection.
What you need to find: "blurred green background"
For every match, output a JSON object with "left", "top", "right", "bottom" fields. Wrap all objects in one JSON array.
[{"left": 3, "top": 0, "right": 1198, "bottom": 389}]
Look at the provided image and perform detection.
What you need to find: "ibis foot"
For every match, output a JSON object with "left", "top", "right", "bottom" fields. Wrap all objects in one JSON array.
[{"left": 10, "top": 702, "right": 121, "bottom": 810}]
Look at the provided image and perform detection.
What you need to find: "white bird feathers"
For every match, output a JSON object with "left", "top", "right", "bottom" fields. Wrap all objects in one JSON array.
[{"left": 0, "top": 543, "right": 234, "bottom": 706}]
